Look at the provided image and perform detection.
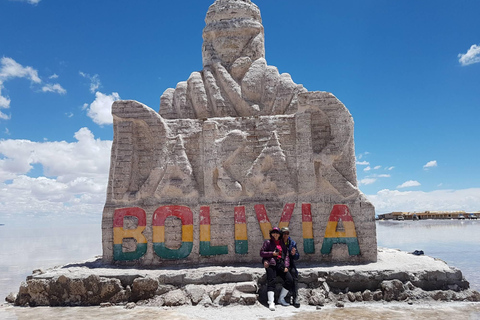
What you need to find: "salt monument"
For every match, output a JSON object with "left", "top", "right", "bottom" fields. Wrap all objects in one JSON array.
[
  {"left": 102, "top": 0, "right": 377, "bottom": 266},
  {"left": 12, "top": 1, "right": 480, "bottom": 309}
]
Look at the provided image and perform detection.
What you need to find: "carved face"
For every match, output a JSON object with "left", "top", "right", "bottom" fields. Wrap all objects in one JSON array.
[
  {"left": 203, "top": 22, "right": 264, "bottom": 66},
  {"left": 202, "top": 0, "right": 265, "bottom": 67}
]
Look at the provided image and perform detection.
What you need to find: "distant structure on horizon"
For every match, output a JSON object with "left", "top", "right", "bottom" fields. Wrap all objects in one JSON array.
[{"left": 378, "top": 211, "right": 479, "bottom": 220}]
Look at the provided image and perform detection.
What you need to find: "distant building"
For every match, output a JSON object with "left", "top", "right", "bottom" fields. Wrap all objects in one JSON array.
[{"left": 377, "top": 211, "right": 477, "bottom": 220}]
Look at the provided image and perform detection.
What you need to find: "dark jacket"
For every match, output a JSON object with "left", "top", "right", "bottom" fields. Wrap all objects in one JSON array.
[
  {"left": 284, "top": 236, "right": 299, "bottom": 273},
  {"left": 260, "top": 235, "right": 290, "bottom": 268}
]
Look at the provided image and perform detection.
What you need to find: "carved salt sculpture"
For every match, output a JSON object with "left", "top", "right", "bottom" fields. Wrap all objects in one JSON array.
[{"left": 102, "top": 0, "right": 377, "bottom": 265}]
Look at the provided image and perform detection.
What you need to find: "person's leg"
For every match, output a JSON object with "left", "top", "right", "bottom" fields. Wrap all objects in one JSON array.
[
  {"left": 266, "top": 265, "right": 277, "bottom": 292},
  {"left": 290, "top": 267, "right": 300, "bottom": 307},
  {"left": 284, "top": 268, "right": 294, "bottom": 292},
  {"left": 277, "top": 265, "right": 292, "bottom": 306},
  {"left": 266, "top": 265, "right": 277, "bottom": 310}
]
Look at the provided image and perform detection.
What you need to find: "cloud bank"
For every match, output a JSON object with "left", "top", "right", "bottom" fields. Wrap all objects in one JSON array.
[
  {"left": 367, "top": 188, "right": 480, "bottom": 214},
  {"left": 0, "top": 128, "right": 111, "bottom": 224}
]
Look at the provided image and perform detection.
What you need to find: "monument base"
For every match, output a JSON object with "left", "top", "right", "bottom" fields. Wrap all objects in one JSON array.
[{"left": 9, "top": 248, "right": 480, "bottom": 307}]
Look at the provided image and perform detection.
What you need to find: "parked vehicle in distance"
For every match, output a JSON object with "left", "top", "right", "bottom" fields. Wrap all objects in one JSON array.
[
  {"left": 468, "top": 214, "right": 478, "bottom": 220},
  {"left": 458, "top": 214, "right": 465, "bottom": 220},
  {"left": 397, "top": 216, "right": 405, "bottom": 221}
]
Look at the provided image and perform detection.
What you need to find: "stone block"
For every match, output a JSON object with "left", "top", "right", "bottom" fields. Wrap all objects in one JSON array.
[{"left": 163, "top": 289, "right": 190, "bottom": 306}]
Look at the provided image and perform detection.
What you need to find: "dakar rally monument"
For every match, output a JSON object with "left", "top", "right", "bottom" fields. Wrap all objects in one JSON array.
[{"left": 101, "top": 0, "right": 377, "bottom": 266}]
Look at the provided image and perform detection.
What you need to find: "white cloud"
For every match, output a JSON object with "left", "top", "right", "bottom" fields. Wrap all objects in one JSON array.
[
  {"left": 49, "top": 74, "right": 59, "bottom": 79},
  {"left": 367, "top": 188, "right": 480, "bottom": 214},
  {"left": 8, "top": 0, "right": 40, "bottom": 4},
  {"left": 0, "top": 57, "right": 41, "bottom": 83},
  {"left": 0, "top": 84, "right": 11, "bottom": 119},
  {"left": 397, "top": 180, "right": 421, "bottom": 188},
  {"left": 79, "top": 72, "right": 101, "bottom": 93},
  {"left": 0, "top": 90, "right": 10, "bottom": 109},
  {"left": 374, "top": 165, "right": 381, "bottom": 170},
  {"left": 386, "top": 166, "right": 395, "bottom": 171},
  {"left": 357, "top": 152, "right": 370, "bottom": 160},
  {"left": 458, "top": 44, "right": 480, "bottom": 66},
  {"left": 0, "top": 128, "right": 112, "bottom": 220},
  {"left": 42, "top": 83, "right": 67, "bottom": 95},
  {"left": 364, "top": 166, "right": 371, "bottom": 172},
  {"left": 85, "top": 91, "right": 120, "bottom": 125},
  {"left": 359, "top": 178, "right": 377, "bottom": 185},
  {"left": 358, "top": 173, "right": 390, "bottom": 185},
  {"left": 0, "top": 57, "right": 66, "bottom": 117},
  {"left": 423, "top": 160, "right": 437, "bottom": 170},
  {"left": 356, "top": 160, "right": 370, "bottom": 166}
]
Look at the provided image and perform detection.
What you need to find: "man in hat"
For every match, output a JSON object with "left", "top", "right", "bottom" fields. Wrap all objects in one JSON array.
[{"left": 281, "top": 226, "right": 300, "bottom": 307}]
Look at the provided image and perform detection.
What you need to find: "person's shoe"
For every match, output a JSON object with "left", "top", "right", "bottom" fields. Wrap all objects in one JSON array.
[
  {"left": 269, "top": 302, "right": 275, "bottom": 311},
  {"left": 267, "top": 291, "right": 275, "bottom": 311},
  {"left": 278, "top": 288, "right": 290, "bottom": 306},
  {"left": 291, "top": 293, "right": 300, "bottom": 308}
]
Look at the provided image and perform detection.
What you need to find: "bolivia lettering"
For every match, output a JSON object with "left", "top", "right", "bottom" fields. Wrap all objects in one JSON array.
[{"left": 113, "top": 204, "right": 360, "bottom": 261}]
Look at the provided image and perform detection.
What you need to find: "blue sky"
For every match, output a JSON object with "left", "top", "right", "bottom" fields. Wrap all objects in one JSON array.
[{"left": 0, "top": 0, "right": 479, "bottom": 225}]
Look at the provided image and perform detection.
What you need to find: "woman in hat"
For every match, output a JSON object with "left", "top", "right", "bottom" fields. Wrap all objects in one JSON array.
[{"left": 260, "top": 227, "right": 293, "bottom": 311}]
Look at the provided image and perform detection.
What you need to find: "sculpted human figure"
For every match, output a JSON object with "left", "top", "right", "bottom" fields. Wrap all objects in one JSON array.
[
  {"left": 103, "top": 0, "right": 377, "bottom": 267},
  {"left": 159, "top": 0, "right": 307, "bottom": 119},
  {"left": 157, "top": 0, "right": 359, "bottom": 198}
]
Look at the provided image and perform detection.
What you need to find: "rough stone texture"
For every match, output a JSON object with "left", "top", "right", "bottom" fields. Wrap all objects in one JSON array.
[
  {"left": 163, "top": 289, "right": 190, "bottom": 306},
  {"left": 234, "top": 281, "right": 257, "bottom": 293},
  {"left": 184, "top": 284, "right": 207, "bottom": 305},
  {"left": 131, "top": 277, "right": 158, "bottom": 301},
  {"left": 102, "top": 0, "right": 376, "bottom": 267},
  {"left": 347, "top": 291, "right": 356, "bottom": 302},
  {"left": 308, "top": 288, "right": 326, "bottom": 306},
  {"left": 14, "top": 275, "right": 126, "bottom": 307},
  {"left": 10, "top": 249, "right": 480, "bottom": 307},
  {"left": 5, "top": 293, "right": 16, "bottom": 304},
  {"left": 362, "top": 289, "right": 373, "bottom": 301}
]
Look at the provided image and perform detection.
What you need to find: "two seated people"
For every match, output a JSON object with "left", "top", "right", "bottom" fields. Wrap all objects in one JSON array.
[{"left": 260, "top": 227, "right": 300, "bottom": 311}]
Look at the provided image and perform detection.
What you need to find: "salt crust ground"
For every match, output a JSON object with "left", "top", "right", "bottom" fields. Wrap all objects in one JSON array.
[
  {"left": 1, "top": 302, "right": 480, "bottom": 320},
  {"left": 3, "top": 248, "right": 479, "bottom": 319}
]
